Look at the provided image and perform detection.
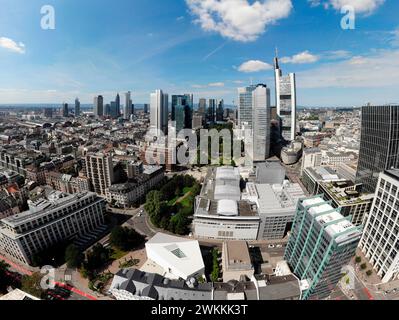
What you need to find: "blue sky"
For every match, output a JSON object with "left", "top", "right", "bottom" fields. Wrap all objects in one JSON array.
[{"left": 0, "top": 0, "right": 398, "bottom": 107}]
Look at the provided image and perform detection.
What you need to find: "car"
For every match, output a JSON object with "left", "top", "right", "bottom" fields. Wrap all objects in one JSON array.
[
  {"left": 276, "top": 244, "right": 283, "bottom": 248},
  {"left": 268, "top": 244, "right": 275, "bottom": 249}
]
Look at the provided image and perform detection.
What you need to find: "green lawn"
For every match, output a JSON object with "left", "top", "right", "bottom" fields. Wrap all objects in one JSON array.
[{"left": 110, "top": 247, "right": 128, "bottom": 260}]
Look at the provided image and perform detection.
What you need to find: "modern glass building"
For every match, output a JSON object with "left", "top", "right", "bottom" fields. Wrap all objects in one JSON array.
[
  {"left": 74, "top": 98, "right": 80, "bottom": 117},
  {"left": 274, "top": 55, "right": 297, "bottom": 142},
  {"left": 171, "top": 94, "right": 193, "bottom": 131},
  {"left": 93, "top": 95, "right": 104, "bottom": 117},
  {"left": 356, "top": 105, "right": 399, "bottom": 194},
  {"left": 284, "top": 196, "right": 362, "bottom": 300}
]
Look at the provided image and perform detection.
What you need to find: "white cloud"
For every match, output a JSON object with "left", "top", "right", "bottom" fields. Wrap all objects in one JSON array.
[
  {"left": 390, "top": 28, "right": 399, "bottom": 47},
  {"left": 0, "top": 37, "right": 25, "bottom": 54},
  {"left": 208, "top": 82, "right": 225, "bottom": 87},
  {"left": 280, "top": 51, "right": 319, "bottom": 64},
  {"left": 298, "top": 49, "right": 399, "bottom": 89},
  {"left": 309, "top": 0, "right": 385, "bottom": 14},
  {"left": 238, "top": 60, "right": 273, "bottom": 73},
  {"left": 185, "top": 0, "right": 292, "bottom": 42}
]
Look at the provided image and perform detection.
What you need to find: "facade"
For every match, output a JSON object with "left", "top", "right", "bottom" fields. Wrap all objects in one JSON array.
[
  {"left": 284, "top": 197, "right": 362, "bottom": 300},
  {"left": 301, "top": 148, "right": 322, "bottom": 175},
  {"left": 62, "top": 103, "right": 69, "bottom": 118},
  {"left": 74, "top": 98, "right": 80, "bottom": 117},
  {"left": 198, "top": 98, "right": 206, "bottom": 116},
  {"left": 356, "top": 105, "right": 399, "bottom": 193},
  {"left": 150, "top": 90, "right": 169, "bottom": 135},
  {"left": 301, "top": 166, "right": 343, "bottom": 195},
  {"left": 45, "top": 171, "right": 91, "bottom": 194},
  {"left": 0, "top": 191, "right": 106, "bottom": 265},
  {"left": 238, "top": 85, "right": 257, "bottom": 128},
  {"left": 84, "top": 153, "right": 114, "bottom": 197},
  {"left": 171, "top": 94, "right": 193, "bottom": 131},
  {"left": 360, "top": 170, "right": 399, "bottom": 283},
  {"left": 252, "top": 84, "right": 271, "bottom": 162},
  {"left": 93, "top": 95, "right": 104, "bottom": 118},
  {"left": 274, "top": 55, "right": 297, "bottom": 142},
  {"left": 106, "top": 165, "right": 164, "bottom": 207},
  {"left": 244, "top": 181, "right": 305, "bottom": 240},
  {"left": 207, "top": 99, "right": 217, "bottom": 123}
]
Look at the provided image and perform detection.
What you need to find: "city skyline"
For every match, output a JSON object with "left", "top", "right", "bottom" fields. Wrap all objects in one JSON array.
[{"left": 0, "top": 0, "right": 398, "bottom": 106}]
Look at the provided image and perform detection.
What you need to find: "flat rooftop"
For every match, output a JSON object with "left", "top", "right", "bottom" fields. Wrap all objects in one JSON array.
[{"left": 224, "top": 241, "right": 251, "bottom": 266}]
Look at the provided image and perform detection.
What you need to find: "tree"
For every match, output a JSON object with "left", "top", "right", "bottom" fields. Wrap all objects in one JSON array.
[
  {"left": 0, "top": 261, "right": 10, "bottom": 292},
  {"left": 65, "top": 244, "right": 84, "bottom": 269},
  {"left": 366, "top": 270, "right": 373, "bottom": 277},
  {"left": 85, "top": 244, "right": 110, "bottom": 271},
  {"left": 21, "top": 273, "right": 44, "bottom": 299},
  {"left": 110, "top": 226, "right": 144, "bottom": 251},
  {"left": 360, "top": 263, "right": 367, "bottom": 270},
  {"left": 355, "top": 256, "right": 362, "bottom": 264}
]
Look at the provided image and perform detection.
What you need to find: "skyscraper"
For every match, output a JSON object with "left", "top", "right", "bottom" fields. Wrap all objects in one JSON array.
[
  {"left": 359, "top": 170, "right": 399, "bottom": 283},
  {"left": 274, "top": 53, "right": 297, "bottom": 142},
  {"left": 172, "top": 94, "right": 193, "bottom": 131},
  {"left": 62, "top": 103, "right": 69, "bottom": 117},
  {"left": 198, "top": 98, "right": 206, "bottom": 116},
  {"left": 356, "top": 105, "right": 399, "bottom": 193},
  {"left": 207, "top": 99, "right": 217, "bottom": 123},
  {"left": 124, "top": 91, "right": 132, "bottom": 120},
  {"left": 238, "top": 85, "right": 257, "bottom": 128},
  {"left": 284, "top": 197, "right": 362, "bottom": 300},
  {"left": 150, "top": 89, "right": 169, "bottom": 135},
  {"left": 216, "top": 99, "right": 224, "bottom": 122},
  {"left": 252, "top": 84, "right": 271, "bottom": 161},
  {"left": 93, "top": 95, "right": 104, "bottom": 117},
  {"left": 74, "top": 98, "right": 81, "bottom": 117},
  {"left": 115, "top": 93, "right": 121, "bottom": 117},
  {"left": 144, "top": 104, "right": 149, "bottom": 114}
]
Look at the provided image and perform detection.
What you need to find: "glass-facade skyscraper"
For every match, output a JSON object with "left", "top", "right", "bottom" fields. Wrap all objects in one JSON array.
[
  {"left": 238, "top": 85, "right": 257, "bottom": 128},
  {"left": 356, "top": 105, "right": 399, "bottom": 193},
  {"left": 171, "top": 94, "right": 193, "bottom": 131}
]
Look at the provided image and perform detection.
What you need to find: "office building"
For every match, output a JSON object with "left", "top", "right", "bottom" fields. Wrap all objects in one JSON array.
[
  {"left": 62, "top": 103, "right": 69, "bottom": 118},
  {"left": 116, "top": 93, "right": 121, "bottom": 116},
  {"left": 110, "top": 101, "right": 119, "bottom": 119},
  {"left": 198, "top": 98, "right": 206, "bottom": 116},
  {"left": 84, "top": 153, "right": 114, "bottom": 197},
  {"left": 124, "top": 91, "right": 132, "bottom": 120},
  {"left": 252, "top": 84, "right": 271, "bottom": 162},
  {"left": 93, "top": 95, "right": 104, "bottom": 117},
  {"left": 356, "top": 105, "right": 399, "bottom": 193},
  {"left": 318, "top": 180, "right": 374, "bottom": 226},
  {"left": 74, "top": 98, "right": 80, "bottom": 117},
  {"left": 143, "top": 103, "right": 149, "bottom": 114},
  {"left": 238, "top": 85, "right": 257, "bottom": 128},
  {"left": 274, "top": 54, "right": 297, "bottom": 141},
  {"left": 284, "top": 197, "right": 362, "bottom": 300},
  {"left": 150, "top": 90, "right": 169, "bottom": 135},
  {"left": 43, "top": 108, "right": 53, "bottom": 119},
  {"left": 360, "top": 170, "right": 399, "bottom": 283},
  {"left": 207, "top": 99, "right": 217, "bottom": 123},
  {"left": 171, "top": 94, "right": 193, "bottom": 131},
  {"left": 0, "top": 191, "right": 106, "bottom": 266},
  {"left": 216, "top": 99, "right": 224, "bottom": 122}
]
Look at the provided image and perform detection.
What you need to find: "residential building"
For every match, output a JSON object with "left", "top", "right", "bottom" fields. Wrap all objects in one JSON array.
[
  {"left": 84, "top": 153, "right": 114, "bottom": 197},
  {"left": 284, "top": 197, "right": 362, "bottom": 300}
]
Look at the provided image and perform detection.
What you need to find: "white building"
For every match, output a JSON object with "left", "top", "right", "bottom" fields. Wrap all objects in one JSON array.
[
  {"left": 360, "top": 170, "right": 399, "bottom": 283},
  {"left": 150, "top": 89, "right": 169, "bottom": 136},
  {"left": 145, "top": 233, "right": 205, "bottom": 281}
]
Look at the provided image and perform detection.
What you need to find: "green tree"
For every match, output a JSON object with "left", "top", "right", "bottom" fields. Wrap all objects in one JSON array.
[
  {"left": 0, "top": 261, "right": 10, "bottom": 292},
  {"left": 366, "top": 270, "right": 373, "bottom": 277},
  {"left": 65, "top": 244, "right": 84, "bottom": 269},
  {"left": 85, "top": 244, "right": 110, "bottom": 271},
  {"left": 110, "top": 226, "right": 144, "bottom": 251},
  {"left": 21, "top": 273, "right": 44, "bottom": 299},
  {"left": 360, "top": 263, "right": 367, "bottom": 270}
]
